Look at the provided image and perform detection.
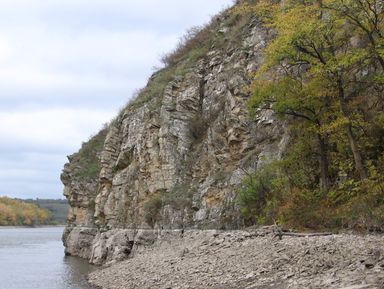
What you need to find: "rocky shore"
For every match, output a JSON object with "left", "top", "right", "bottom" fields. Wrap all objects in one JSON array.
[{"left": 87, "top": 228, "right": 384, "bottom": 289}]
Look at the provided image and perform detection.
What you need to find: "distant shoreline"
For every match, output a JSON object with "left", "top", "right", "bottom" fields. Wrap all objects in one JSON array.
[{"left": 0, "top": 225, "right": 66, "bottom": 229}]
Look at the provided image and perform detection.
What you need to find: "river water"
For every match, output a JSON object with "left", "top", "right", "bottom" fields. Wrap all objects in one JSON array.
[{"left": 0, "top": 227, "right": 95, "bottom": 289}]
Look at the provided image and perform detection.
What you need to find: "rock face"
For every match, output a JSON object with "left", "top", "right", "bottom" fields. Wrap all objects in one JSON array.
[{"left": 62, "top": 6, "right": 289, "bottom": 264}]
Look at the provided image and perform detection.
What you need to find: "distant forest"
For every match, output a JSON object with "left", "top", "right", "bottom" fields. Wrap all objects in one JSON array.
[
  {"left": 0, "top": 197, "right": 68, "bottom": 226},
  {"left": 24, "top": 198, "right": 69, "bottom": 225}
]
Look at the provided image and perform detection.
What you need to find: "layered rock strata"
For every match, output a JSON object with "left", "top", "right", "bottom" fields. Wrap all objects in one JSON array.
[{"left": 62, "top": 7, "right": 289, "bottom": 264}]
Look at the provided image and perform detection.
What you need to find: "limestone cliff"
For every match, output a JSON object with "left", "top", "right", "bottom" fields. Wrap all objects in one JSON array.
[{"left": 62, "top": 6, "right": 289, "bottom": 264}]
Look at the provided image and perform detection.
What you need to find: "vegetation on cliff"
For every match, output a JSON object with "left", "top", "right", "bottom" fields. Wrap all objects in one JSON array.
[
  {"left": 63, "top": 0, "right": 382, "bottom": 232},
  {"left": 0, "top": 197, "right": 50, "bottom": 226},
  {"left": 238, "top": 0, "right": 384, "bottom": 230},
  {"left": 72, "top": 128, "right": 108, "bottom": 179}
]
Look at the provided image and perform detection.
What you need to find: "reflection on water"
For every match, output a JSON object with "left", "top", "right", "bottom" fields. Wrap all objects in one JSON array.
[{"left": 0, "top": 227, "right": 95, "bottom": 289}]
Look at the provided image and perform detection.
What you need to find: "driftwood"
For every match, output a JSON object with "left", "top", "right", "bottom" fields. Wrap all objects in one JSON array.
[
  {"left": 277, "top": 232, "right": 333, "bottom": 238},
  {"left": 271, "top": 225, "right": 333, "bottom": 240},
  {"left": 257, "top": 224, "right": 333, "bottom": 240}
]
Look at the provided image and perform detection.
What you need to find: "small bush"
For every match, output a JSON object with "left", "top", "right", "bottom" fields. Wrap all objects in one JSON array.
[
  {"left": 143, "top": 194, "right": 163, "bottom": 228},
  {"left": 189, "top": 104, "right": 224, "bottom": 142},
  {"left": 143, "top": 185, "right": 194, "bottom": 227},
  {"left": 189, "top": 116, "right": 209, "bottom": 141},
  {"left": 163, "top": 185, "right": 193, "bottom": 211},
  {"left": 278, "top": 189, "right": 334, "bottom": 230},
  {"left": 161, "top": 26, "right": 212, "bottom": 66},
  {"left": 237, "top": 160, "right": 384, "bottom": 231},
  {"left": 127, "top": 66, "right": 179, "bottom": 110},
  {"left": 73, "top": 128, "right": 108, "bottom": 179},
  {"left": 338, "top": 177, "right": 384, "bottom": 231},
  {"left": 236, "top": 161, "right": 284, "bottom": 225}
]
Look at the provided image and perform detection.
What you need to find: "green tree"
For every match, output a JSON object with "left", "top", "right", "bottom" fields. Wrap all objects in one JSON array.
[
  {"left": 323, "top": 0, "right": 384, "bottom": 69},
  {"left": 248, "top": 0, "right": 381, "bottom": 182},
  {"left": 236, "top": 0, "right": 384, "bottom": 230}
]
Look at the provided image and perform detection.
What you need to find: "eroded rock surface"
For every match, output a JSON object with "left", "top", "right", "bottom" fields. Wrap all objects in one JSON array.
[{"left": 62, "top": 7, "right": 290, "bottom": 263}]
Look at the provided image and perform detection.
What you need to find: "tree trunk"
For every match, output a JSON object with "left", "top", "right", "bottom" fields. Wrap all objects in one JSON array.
[
  {"left": 337, "top": 79, "right": 368, "bottom": 180},
  {"left": 367, "top": 34, "right": 384, "bottom": 70},
  {"left": 317, "top": 133, "right": 331, "bottom": 196},
  {"left": 344, "top": 122, "right": 368, "bottom": 180}
]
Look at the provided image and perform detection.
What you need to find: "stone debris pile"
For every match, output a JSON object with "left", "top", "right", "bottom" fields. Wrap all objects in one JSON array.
[{"left": 88, "top": 229, "right": 384, "bottom": 289}]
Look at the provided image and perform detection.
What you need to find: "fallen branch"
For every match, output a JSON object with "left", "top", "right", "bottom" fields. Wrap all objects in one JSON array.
[
  {"left": 273, "top": 229, "right": 333, "bottom": 240},
  {"left": 279, "top": 232, "right": 333, "bottom": 237},
  {"left": 255, "top": 224, "right": 334, "bottom": 240}
]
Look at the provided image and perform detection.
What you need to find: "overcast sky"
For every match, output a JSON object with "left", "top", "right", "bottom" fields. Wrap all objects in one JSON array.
[{"left": 0, "top": 0, "right": 234, "bottom": 199}]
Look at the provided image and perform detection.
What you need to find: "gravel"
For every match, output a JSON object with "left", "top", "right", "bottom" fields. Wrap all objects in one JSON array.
[{"left": 88, "top": 229, "right": 384, "bottom": 289}]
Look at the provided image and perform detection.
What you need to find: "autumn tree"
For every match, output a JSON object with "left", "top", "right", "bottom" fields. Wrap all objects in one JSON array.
[
  {"left": 0, "top": 197, "right": 50, "bottom": 226},
  {"left": 248, "top": 0, "right": 382, "bottom": 182},
  {"left": 323, "top": 0, "right": 384, "bottom": 69}
]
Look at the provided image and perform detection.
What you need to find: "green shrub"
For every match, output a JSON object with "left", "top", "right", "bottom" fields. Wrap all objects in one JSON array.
[
  {"left": 73, "top": 128, "right": 108, "bottom": 179},
  {"left": 128, "top": 67, "right": 176, "bottom": 109},
  {"left": 163, "top": 184, "right": 193, "bottom": 211},
  {"left": 338, "top": 176, "right": 384, "bottom": 231},
  {"left": 143, "top": 185, "right": 194, "bottom": 227},
  {"left": 237, "top": 158, "right": 384, "bottom": 231},
  {"left": 236, "top": 161, "right": 284, "bottom": 225},
  {"left": 161, "top": 26, "right": 212, "bottom": 66},
  {"left": 189, "top": 116, "right": 209, "bottom": 141},
  {"left": 143, "top": 194, "right": 163, "bottom": 228}
]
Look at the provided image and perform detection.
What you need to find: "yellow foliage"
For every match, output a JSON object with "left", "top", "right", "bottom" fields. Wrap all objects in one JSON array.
[{"left": 0, "top": 197, "right": 50, "bottom": 226}]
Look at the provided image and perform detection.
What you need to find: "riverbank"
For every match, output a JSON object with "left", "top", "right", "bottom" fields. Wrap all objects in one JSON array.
[
  {"left": 87, "top": 228, "right": 384, "bottom": 289},
  {"left": 0, "top": 225, "right": 65, "bottom": 229}
]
